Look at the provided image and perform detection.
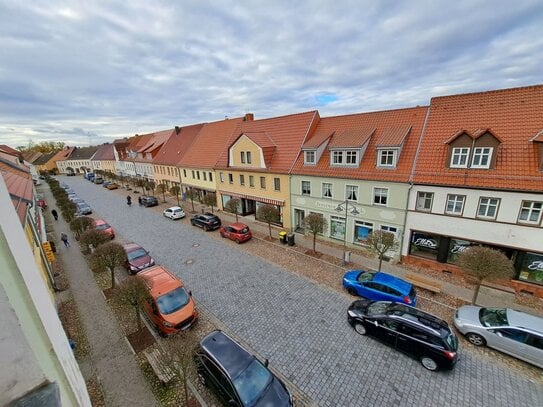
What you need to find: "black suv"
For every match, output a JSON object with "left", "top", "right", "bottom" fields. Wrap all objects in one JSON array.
[
  {"left": 140, "top": 195, "right": 158, "bottom": 207},
  {"left": 190, "top": 213, "right": 221, "bottom": 231},
  {"left": 194, "top": 330, "right": 292, "bottom": 406},
  {"left": 347, "top": 300, "right": 459, "bottom": 371}
]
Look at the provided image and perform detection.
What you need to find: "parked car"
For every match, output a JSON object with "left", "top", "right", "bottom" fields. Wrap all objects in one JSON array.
[
  {"left": 163, "top": 206, "right": 186, "bottom": 220},
  {"left": 347, "top": 299, "right": 459, "bottom": 371},
  {"left": 194, "top": 330, "right": 293, "bottom": 406},
  {"left": 93, "top": 219, "right": 115, "bottom": 239},
  {"left": 343, "top": 269, "right": 417, "bottom": 306},
  {"left": 453, "top": 306, "right": 543, "bottom": 368},
  {"left": 106, "top": 183, "right": 119, "bottom": 190},
  {"left": 37, "top": 198, "right": 48, "bottom": 209},
  {"left": 140, "top": 195, "right": 158, "bottom": 207},
  {"left": 219, "top": 223, "right": 252, "bottom": 243},
  {"left": 102, "top": 181, "right": 111, "bottom": 188},
  {"left": 84, "top": 172, "right": 94, "bottom": 180},
  {"left": 75, "top": 202, "right": 92, "bottom": 216},
  {"left": 138, "top": 265, "right": 197, "bottom": 336},
  {"left": 93, "top": 176, "right": 104, "bottom": 184},
  {"left": 122, "top": 242, "right": 155, "bottom": 274},
  {"left": 190, "top": 213, "right": 221, "bottom": 231}
]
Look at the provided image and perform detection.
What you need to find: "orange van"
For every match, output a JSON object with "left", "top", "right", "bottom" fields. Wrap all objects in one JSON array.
[{"left": 138, "top": 265, "right": 198, "bottom": 336}]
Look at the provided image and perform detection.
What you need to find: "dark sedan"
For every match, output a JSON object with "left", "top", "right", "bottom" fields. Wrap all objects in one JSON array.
[
  {"left": 140, "top": 195, "right": 158, "bottom": 207},
  {"left": 190, "top": 213, "right": 221, "bottom": 231}
]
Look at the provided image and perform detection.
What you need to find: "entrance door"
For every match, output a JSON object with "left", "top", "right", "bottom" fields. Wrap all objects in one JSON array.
[{"left": 294, "top": 209, "right": 305, "bottom": 232}]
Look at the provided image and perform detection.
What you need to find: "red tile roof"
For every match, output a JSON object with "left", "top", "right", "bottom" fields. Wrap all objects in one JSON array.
[
  {"left": 154, "top": 123, "right": 204, "bottom": 165},
  {"left": 215, "top": 111, "right": 319, "bottom": 172},
  {"left": 375, "top": 125, "right": 412, "bottom": 147},
  {"left": 412, "top": 84, "right": 543, "bottom": 191},
  {"left": 0, "top": 144, "right": 20, "bottom": 156},
  {"left": 50, "top": 147, "right": 75, "bottom": 162},
  {"left": 0, "top": 159, "right": 32, "bottom": 224},
  {"left": 328, "top": 127, "right": 375, "bottom": 148},
  {"left": 291, "top": 106, "right": 429, "bottom": 182},
  {"left": 91, "top": 144, "right": 115, "bottom": 161},
  {"left": 179, "top": 117, "right": 245, "bottom": 168}
]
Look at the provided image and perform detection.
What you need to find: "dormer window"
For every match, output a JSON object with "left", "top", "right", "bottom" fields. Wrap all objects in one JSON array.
[
  {"left": 451, "top": 147, "right": 470, "bottom": 168},
  {"left": 304, "top": 150, "right": 316, "bottom": 165},
  {"left": 332, "top": 151, "right": 343, "bottom": 164},
  {"left": 330, "top": 150, "right": 359, "bottom": 166},
  {"left": 377, "top": 149, "right": 397, "bottom": 167},
  {"left": 471, "top": 147, "right": 492, "bottom": 168}
]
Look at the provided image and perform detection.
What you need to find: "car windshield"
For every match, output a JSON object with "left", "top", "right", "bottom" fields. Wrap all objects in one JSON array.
[
  {"left": 356, "top": 271, "right": 374, "bottom": 283},
  {"left": 156, "top": 287, "right": 190, "bottom": 315},
  {"left": 444, "top": 332, "right": 459, "bottom": 351},
  {"left": 233, "top": 359, "right": 272, "bottom": 406},
  {"left": 239, "top": 227, "right": 249, "bottom": 234},
  {"left": 366, "top": 301, "right": 391, "bottom": 316},
  {"left": 127, "top": 248, "right": 147, "bottom": 261},
  {"left": 479, "top": 308, "right": 509, "bottom": 327},
  {"left": 95, "top": 223, "right": 109, "bottom": 230}
]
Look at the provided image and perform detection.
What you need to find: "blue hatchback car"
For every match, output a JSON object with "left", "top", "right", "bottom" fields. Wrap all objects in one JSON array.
[{"left": 343, "top": 269, "right": 417, "bottom": 306}]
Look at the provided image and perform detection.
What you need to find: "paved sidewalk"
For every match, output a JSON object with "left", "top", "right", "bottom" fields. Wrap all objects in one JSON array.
[{"left": 41, "top": 184, "right": 158, "bottom": 407}]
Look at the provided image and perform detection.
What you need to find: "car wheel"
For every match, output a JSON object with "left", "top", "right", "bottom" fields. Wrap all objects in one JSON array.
[
  {"left": 466, "top": 332, "right": 486, "bottom": 346},
  {"left": 354, "top": 322, "right": 367, "bottom": 335},
  {"left": 420, "top": 356, "right": 438, "bottom": 371},
  {"left": 347, "top": 287, "right": 357, "bottom": 296}
]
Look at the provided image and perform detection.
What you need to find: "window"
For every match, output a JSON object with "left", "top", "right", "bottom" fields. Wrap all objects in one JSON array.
[
  {"left": 322, "top": 183, "right": 332, "bottom": 198},
  {"left": 274, "top": 177, "right": 280, "bottom": 191},
  {"left": 477, "top": 197, "right": 500, "bottom": 219},
  {"left": 346, "top": 150, "right": 358, "bottom": 164},
  {"left": 183, "top": 169, "right": 187, "bottom": 177},
  {"left": 373, "top": 188, "right": 388, "bottom": 206},
  {"left": 203, "top": 172, "right": 207, "bottom": 181},
  {"left": 416, "top": 192, "right": 433, "bottom": 211},
  {"left": 332, "top": 151, "right": 343, "bottom": 165},
  {"left": 209, "top": 172, "right": 213, "bottom": 182},
  {"left": 191, "top": 170, "right": 195, "bottom": 179},
  {"left": 446, "top": 194, "right": 465, "bottom": 215},
  {"left": 378, "top": 150, "right": 396, "bottom": 167},
  {"left": 330, "top": 216, "right": 346, "bottom": 240},
  {"left": 301, "top": 181, "right": 311, "bottom": 196},
  {"left": 260, "top": 176, "right": 266, "bottom": 189},
  {"left": 249, "top": 175, "right": 254, "bottom": 187},
  {"left": 228, "top": 173, "right": 233, "bottom": 184},
  {"left": 472, "top": 147, "right": 493, "bottom": 168},
  {"left": 304, "top": 151, "right": 316, "bottom": 164},
  {"left": 381, "top": 225, "right": 398, "bottom": 237},
  {"left": 451, "top": 147, "right": 470, "bottom": 168},
  {"left": 239, "top": 174, "right": 245, "bottom": 186},
  {"left": 354, "top": 221, "right": 373, "bottom": 245},
  {"left": 346, "top": 185, "right": 358, "bottom": 201},
  {"left": 196, "top": 171, "right": 200, "bottom": 180},
  {"left": 219, "top": 172, "right": 224, "bottom": 183},
  {"left": 518, "top": 201, "right": 543, "bottom": 224},
  {"left": 246, "top": 152, "right": 252, "bottom": 164},
  {"left": 241, "top": 151, "right": 246, "bottom": 164}
]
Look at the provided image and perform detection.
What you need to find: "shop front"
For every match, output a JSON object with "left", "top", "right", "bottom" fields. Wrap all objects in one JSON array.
[{"left": 220, "top": 192, "right": 284, "bottom": 226}]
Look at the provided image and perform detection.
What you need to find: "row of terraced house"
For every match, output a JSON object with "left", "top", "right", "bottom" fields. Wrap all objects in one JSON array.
[{"left": 37, "top": 84, "right": 543, "bottom": 297}]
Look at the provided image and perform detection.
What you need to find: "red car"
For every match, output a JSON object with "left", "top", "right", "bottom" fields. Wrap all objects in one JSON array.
[
  {"left": 219, "top": 223, "right": 252, "bottom": 244},
  {"left": 93, "top": 219, "right": 115, "bottom": 239},
  {"left": 37, "top": 198, "right": 48, "bottom": 209},
  {"left": 122, "top": 242, "right": 155, "bottom": 274}
]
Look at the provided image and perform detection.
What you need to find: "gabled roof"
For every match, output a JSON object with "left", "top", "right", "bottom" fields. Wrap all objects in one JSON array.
[
  {"left": 291, "top": 106, "right": 429, "bottom": 182},
  {"left": 91, "top": 143, "right": 115, "bottom": 161},
  {"left": 154, "top": 123, "right": 204, "bottom": 166},
  {"left": 33, "top": 151, "right": 56, "bottom": 165},
  {"left": 412, "top": 84, "right": 543, "bottom": 191},
  {"left": 215, "top": 110, "right": 319, "bottom": 172},
  {"left": 242, "top": 132, "right": 276, "bottom": 148},
  {"left": 137, "top": 129, "right": 174, "bottom": 155},
  {"left": 0, "top": 144, "right": 20, "bottom": 156},
  {"left": 179, "top": 117, "right": 245, "bottom": 169},
  {"left": 22, "top": 151, "right": 43, "bottom": 163},
  {"left": 0, "top": 157, "right": 32, "bottom": 224},
  {"left": 530, "top": 129, "right": 543, "bottom": 142},
  {"left": 51, "top": 147, "right": 75, "bottom": 162},
  {"left": 69, "top": 146, "right": 98, "bottom": 160}
]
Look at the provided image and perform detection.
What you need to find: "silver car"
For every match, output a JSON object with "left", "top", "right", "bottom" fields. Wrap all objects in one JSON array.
[{"left": 453, "top": 306, "right": 543, "bottom": 368}]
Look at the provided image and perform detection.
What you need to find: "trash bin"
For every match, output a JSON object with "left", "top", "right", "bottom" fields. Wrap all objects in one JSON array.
[
  {"left": 343, "top": 251, "right": 351, "bottom": 263},
  {"left": 287, "top": 233, "right": 295, "bottom": 246},
  {"left": 278, "top": 231, "right": 287, "bottom": 244}
]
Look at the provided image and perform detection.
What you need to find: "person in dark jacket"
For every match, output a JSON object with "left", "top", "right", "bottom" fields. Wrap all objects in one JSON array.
[{"left": 51, "top": 209, "right": 58, "bottom": 221}]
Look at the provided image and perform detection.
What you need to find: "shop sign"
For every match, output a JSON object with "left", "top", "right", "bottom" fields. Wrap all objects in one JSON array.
[
  {"left": 42, "top": 241, "right": 55, "bottom": 263},
  {"left": 413, "top": 237, "right": 437, "bottom": 249}
]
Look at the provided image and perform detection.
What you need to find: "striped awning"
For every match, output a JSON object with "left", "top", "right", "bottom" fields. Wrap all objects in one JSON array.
[{"left": 219, "top": 191, "right": 284, "bottom": 206}]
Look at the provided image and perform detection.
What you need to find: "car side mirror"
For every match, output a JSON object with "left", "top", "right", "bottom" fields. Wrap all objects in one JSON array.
[
  {"left": 374, "top": 320, "right": 379, "bottom": 327},
  {"left": 264, "top": 358, "right": 269, "bottom": 367}
]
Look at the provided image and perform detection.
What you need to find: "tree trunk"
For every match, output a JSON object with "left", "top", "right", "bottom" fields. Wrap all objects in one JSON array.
[
  {"left": 378, "top": 254, "right": 383, "bottom": 272},
  {"left": 313, "top": 233, "right": 317, "bottom": 252},
  {"left": 472, "top": 279, "right": 482, "bottom": 305},
  {"left": 235, "top": 212, "right": 238, "bottom": 222},
  {"left": 268, "top": 222, "right": 272, "bottom": 238},
  {"left": 110, "top": 268, "right": 115, "bottom": 289},
  {"left": 136, "top": 306, "right": 141, "bottom": 330}
]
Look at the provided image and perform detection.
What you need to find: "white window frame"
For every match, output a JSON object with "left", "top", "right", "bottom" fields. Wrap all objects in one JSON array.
[
  {"left": 301, "top": 181, "right": 311, "bottom": 196},
  {"left": 416, "top": 192, "right": 433, "bottom": 212},
  {"left": 240, "top": 151, "right": 245, "bottom": 164},
  {"left": 518, "top": 201, "right": 543, "bottom": 224},
  {"left": 446, "top": 194, "right": 466, "bottom": 215},
  {"left": 322, "top": 183, "right": 333, "bottom": 198},
  {"left": 247, "top": 151, "right": 252, "bottom": 164},
  {"left": 477, "top": 197, "right": 500, "bottom": 219},
  {"left": 331, "top": 151, "right": 343, "bottom": 165},
  {"left": 380, "top": 225, "right": 398, "bottom": 237},
  {"left": 346, "top": 185, "right": 358, "bottom": 202},
  {"left": 249, "top": 175, "right": 254, "bottom": 187},
  {"left": 345, "top": 150, "right": 358, "bottom": 165},
  {"left": 228, "top": 173, "right": 233, "bottom": 184},
  {"left": 377, "top": 149, "right": 397, "bottom": 167},
  {"left": 239, "top": 174, "right": 245, "bottom": 186},
  {"left": 451, "top": 147, "right": 470, "bottom": 168},
  {"left": 373, "top": 187, "right": 388, "bottom": 206},
  {"left": 219, "top": 172, "right": 224, "bottom": 183},
  {"left": 274, "top": 177, "right": 280, "bottom": 191},
  {"left": 471, "top": 147, "right": 493, "bottom": 168},
  {"left": 304, "top": 150, "right": 316, "bottom": 165}
]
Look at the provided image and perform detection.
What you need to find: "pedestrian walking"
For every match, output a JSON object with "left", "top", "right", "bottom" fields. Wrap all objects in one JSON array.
[
  {"left": 61, "top": 232, "right": 70, "bottom": 247},
  {"left": 51, "top": 208, "right": 58, "bottom": 221},
  {"left": 138, "top": 196, "right": 142, "bottom": 206}
]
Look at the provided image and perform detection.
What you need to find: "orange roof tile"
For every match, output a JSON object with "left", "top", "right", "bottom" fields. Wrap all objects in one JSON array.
[
  {"left": 375, "top": 125, "right": 412, "bottom": 147},
  {"left": 291, "top": 106, "right": 429, "bottom": 182},
  {"left": 328, "top": 127, "right": 375, "bottom": 148},
  {"left": 413, "top": 84, "right": 543, "bottom": 191},
  {"left": 215, "top": 111, "right": 319, "bottom": 172},
  {"left": 243, "top": 132, "right": 276, "bottom": 148},
  {"left": 179, "top": 117, "right": 245, "bottom": 168},
  {"left": 154, "top": 123, "right": 204, "bottom": 165}
]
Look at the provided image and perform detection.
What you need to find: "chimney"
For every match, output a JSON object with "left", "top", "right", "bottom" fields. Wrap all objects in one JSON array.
[
  {"left": 175, "top": 126, "right": 180, "bottom": 135},
  {"left": 244, "top": 113, "right": 254, "bottom": 121}
]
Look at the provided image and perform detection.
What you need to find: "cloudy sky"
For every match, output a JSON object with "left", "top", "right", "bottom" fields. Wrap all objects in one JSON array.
[{"left": 1, "top": 1, "right": 542, "bottom": 148}]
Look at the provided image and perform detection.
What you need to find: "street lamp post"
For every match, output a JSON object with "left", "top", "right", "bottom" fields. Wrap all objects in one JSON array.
[{"left": 335, "top": 200, "right": 360, "bottom": 265}]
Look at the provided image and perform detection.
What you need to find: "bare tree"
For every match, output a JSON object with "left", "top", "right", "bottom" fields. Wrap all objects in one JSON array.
[
  {"left": 145, "top": 180, "right": 156, "bottom": 196},
  {"left": 202, "top": 192, "right": 217, "bottom": 214},
  {"left": 224, "top": 198, "right": 241, "bottom": 222},
  {"left": 185, "top": 189, "right": 199, "bottom": 213},
  {"left": 302, "top": 213, "right": 328, "bottom": 253},
  {"left": 114, "top": 277, "right": 149, "bottom": 331},
  {"left": 69, "top": 216, "right": 94, "bottom": 240},
  {"left": 256, "top": 204, "right": 280, "bottom": 238},
  {"left": 170, "top": 185, "right": 181, "bottom": 206},
  {"left": 79, "top": 229, "right": 110, "bottom": 254},
  {"left": 366, "top": 230, "right": 399, "bottom": 272},
  {"left": 156, "top": 183, "right": 168, "bottom": 203},
  {"left": 458, "top": 246, "right": 515, "bottom": 304},
  {"left": 163, "top": 331, "right": 199, "bottom": 406},
  {"left": 89, "top": 242, "right": 127, "bottom": 289}
]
